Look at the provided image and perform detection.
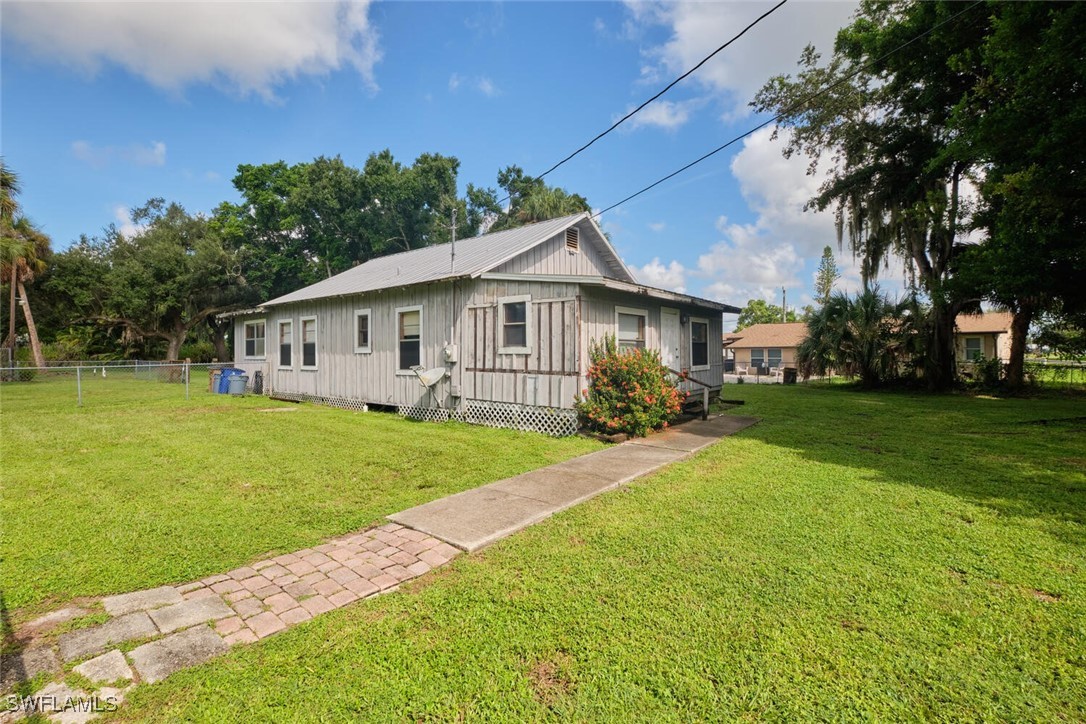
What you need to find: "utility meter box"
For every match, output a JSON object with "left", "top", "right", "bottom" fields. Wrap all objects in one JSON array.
[{"left": 444, "top": 344, "right": 458, "bottom": 363}]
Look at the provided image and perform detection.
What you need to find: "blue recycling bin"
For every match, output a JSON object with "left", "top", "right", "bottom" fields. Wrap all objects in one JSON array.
[{"left": 217, "top": 368, "right": 245, "bottom": 394}]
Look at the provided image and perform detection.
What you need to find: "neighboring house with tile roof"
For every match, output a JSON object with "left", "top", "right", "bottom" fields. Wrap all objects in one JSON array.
[
  {"left": 955, "top": 312, "right": 1014, "bottom": 363},
  {"left": 226, "top": 213, "right": 740, "bottom": 434},
  {"left": 722, "top": 322, "right": 808, "bottom": 374}
]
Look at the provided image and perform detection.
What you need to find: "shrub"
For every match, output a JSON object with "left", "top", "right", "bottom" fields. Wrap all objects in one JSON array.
[{"left": 574, "top": 335, "right": 685, "bottom": 438}]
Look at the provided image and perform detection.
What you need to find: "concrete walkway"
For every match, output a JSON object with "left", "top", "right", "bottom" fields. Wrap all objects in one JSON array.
[
  {"left": 2, "top": 413, "right": 756, "bottom": 723},
  {"left": 390, "top": 413, "right": 759, "bottom": 551}
]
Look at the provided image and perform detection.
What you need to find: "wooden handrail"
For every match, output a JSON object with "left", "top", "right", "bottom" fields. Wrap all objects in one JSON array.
[
  {"left": 667, "top": 368, "right": 711, "bottom": 420},
  {"left": 666, "top": 368, "right": 715, "bottom": 389}
]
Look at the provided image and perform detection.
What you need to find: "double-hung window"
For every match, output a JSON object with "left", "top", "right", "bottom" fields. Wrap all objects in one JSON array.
[
  {"left": 397, "top": 306, "right": 422, "bottom": 371},
  {"left": 767, "top": 347, "right": 783, "bottom": 369},
  {"left": 964, "top": 337, "right": 982, "bottom": 360},
  {"left": 354, "top": 309, "right": 371, "bottom": 354},
  {"left": 498, "top": 295, "right": 531, "bottom": 354},
  {"left": 278, "top": 320, "right": 292, "bottom": 368},
  {"left": 691, "top": 319, "right": 709, "bottom": 369},
  {"left": 243, "top": 320, "right": 265, "bottom": 359},
  {"left": 616, "top": 307, "right": 647, "bottom": 351},
  {"left": 750, "top": 348, "right": 765, "bottom": 369},
  {"left": 300, "top": 316, "right": 317, "bottom": 369}
]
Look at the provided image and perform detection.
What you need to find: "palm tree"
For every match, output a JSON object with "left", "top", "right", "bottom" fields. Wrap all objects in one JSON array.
[
  {"left": 1, "top": 160, "right": 52, "bottom": 367},
  {"left": 512, "top": 186, "right": 590, "bottom": 226},
  {"left": 797, "top": 287, "right": 921, "bottom": 388}
]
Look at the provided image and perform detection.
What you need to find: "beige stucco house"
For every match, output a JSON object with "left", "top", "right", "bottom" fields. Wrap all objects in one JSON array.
[
  {"left": 955, "top": 312, "right": 1013, "bottom": 363},
  {"left": 722, "top": 322, "right": 807, "bottom": 374}
]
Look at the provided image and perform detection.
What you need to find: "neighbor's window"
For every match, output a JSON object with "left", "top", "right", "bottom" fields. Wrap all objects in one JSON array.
[
  {"left": 244, "top": 320, "right": 265, "bottom": 358},
  {"left": 499, "top": 295, "right": 531, "bottom": 353},
  {"left": 750, "top": 348, "right": 765, "bottom": 369},
  {"left": 278, "top": 320, "right": 292, "bottom": 368},
  {"left": 301, "top": 317, "right": 317, "bottom": 369},
  {"left": 355, "top": 309, "right": 371, "bottom": 353},
  {"left": 398, "top": 307, "right": 421, "bottom": 370},
  {"left": 691, "top": 319, "right": 709, "bottom": 368},
  {"left": 767, "top": 347, "right": 782, "bottom": 369},
  {"left": 965, "top": 337, "right": 982, "bottom": 360},
  {"left": 616, "top": 307, "right": 647, "bottom": 351}
]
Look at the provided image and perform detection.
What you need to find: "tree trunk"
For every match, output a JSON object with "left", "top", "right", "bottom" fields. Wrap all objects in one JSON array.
[
  {"left": 5, "top": 266, "right": 16, "bottom": 352},
  {"left": 925, "top": 304, "right": 958, "bottom": 392},
  {"left": 165, "top": 333, "right": 186, "bottom": 362},
  {"left": 16, "top": 279, "right": 45, "bottom": 367},
  {"left": 207, "top": 316, "right": 230, "bottom": 362},
  {"left": 1005, "top": 302, "right": 1034, "bottom": 390}
]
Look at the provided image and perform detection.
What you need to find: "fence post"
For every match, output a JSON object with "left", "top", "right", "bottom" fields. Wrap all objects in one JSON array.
[
  {"left": 77, "top": 365, "right": 83, "bottom": 407},
  {"left": 184, "top": 361, "right": 190, "bottom": 400}
]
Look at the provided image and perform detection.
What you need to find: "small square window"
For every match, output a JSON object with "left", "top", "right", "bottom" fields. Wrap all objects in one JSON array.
[
  {"left": 498, "top": 295, "right": 532, "bottom": 354},
  {"left": 301, "top": 317, "right": 317, "bottom": 369},
  {"left": 616, "top": 307, "right": 647, "bottom": 351},
  {"left": 398, "top": 307, "right": 422, "bottom": 371},
  {"left": 965, "top": 337, "right": 982, "bottom": 360},
  {"left": 244, "top": 321, "right": 265, "bottom": 359},
  {"left": 355, "top": 309, "right": 371, "bottom": 353},
  {"left": 278, "top": 320, "right": 292, "bottom": 368},
  {"left": 691, "top": 319, "right": 710, "bottom": 369}
]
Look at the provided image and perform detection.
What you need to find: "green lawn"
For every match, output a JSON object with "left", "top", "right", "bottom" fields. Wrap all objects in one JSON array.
[
  {"left": 93, "top": 383, "right": 1084, "bottom": 721},
  {"left": 7, "top": 379, "right": 1086, "bottom": 719},
  {"left": 0, "top": 374, "right": 599, "bottom": 615}
]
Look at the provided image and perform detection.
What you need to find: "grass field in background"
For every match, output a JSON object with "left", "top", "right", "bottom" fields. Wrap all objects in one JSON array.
[
  {"left": 91, "top": 384, "right": 1086, "bottom": 721},
  {"left": 0, "top": 374, "right": 599, "bottom": 615}
]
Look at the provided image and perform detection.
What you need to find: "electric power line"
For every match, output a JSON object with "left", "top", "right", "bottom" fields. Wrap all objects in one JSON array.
[
  {"left": 498, "top": 0, "right": 790, "bottom": 206},
  {"left": 592, "top": 0, "right": 985, "bottom": 220}
]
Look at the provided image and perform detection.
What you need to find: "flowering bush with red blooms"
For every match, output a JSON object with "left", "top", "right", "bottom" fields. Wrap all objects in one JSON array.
[{"left": 574, "top": 335, "right": 685, "bottom": 438}]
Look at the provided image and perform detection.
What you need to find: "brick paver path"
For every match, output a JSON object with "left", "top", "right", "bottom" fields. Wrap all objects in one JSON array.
[{"left": 1, "top": 522, "right": 459, "bottom": 723}]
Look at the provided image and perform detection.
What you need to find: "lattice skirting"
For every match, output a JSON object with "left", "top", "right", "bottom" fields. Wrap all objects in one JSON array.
[
  {"left": 398, "top": 405, "right": 453, "bottom": 423},
  {"left": 455, "top": 399, "right": 579, "bottom": 437},
  {"left": 266, "top": 391, "right": 578, "bottom": 436},
  {"left": 267, "top": 391, "right": 369, "bottom": 412}
]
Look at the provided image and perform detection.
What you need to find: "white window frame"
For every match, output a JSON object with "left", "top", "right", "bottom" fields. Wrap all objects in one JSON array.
[
  {"left": 354, "top": 308, "right": 372, "bottom": 354},
  {"left": 300, "top": 315, "right": 318, "bottom": 371},
  {"left": 615, "top": 306, "right": 648, "bottom": 352},
  {"left": 498, "top": 294, "right": 532, "bottom": 355},
  {"left": 964, "top": 336, "right": 983, "bottom": 360},
  {"left": 395, "top": 305, "right": 423, "bottom": 375},
  {"left": 690, "top": 317, "right": 710, "bottom": 371},
  {"left": 277, "top": 319, "right": 293, "bottom": 370},
  {"left": 767, "top": 347, "right": 783, "bottom": 369},
  {"left": 243, "top": 319, "right": 266, "bottom": 360}
]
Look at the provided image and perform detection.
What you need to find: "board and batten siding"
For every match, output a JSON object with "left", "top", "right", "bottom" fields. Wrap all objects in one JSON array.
[
  {"left": 491, "top": 228, "right": 614, "bottom": 277},
  {"left": 460, "top": 278, "right": 582, "bottom": 408},
  {"left": 233, "top": 282, "right": 462, "bottom": 407},
  {"left": 578, "top": 288, "right": 724, "bottom": 393}
]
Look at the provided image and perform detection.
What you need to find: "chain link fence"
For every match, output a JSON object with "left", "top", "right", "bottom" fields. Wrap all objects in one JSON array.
[{"left": 0, "top": 362, "right": 261, "bottom": 408}]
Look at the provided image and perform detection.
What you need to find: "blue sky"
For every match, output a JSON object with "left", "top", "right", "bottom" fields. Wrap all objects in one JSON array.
[{"left": 2, "top": 0, "right": 883, "bottom": 328}]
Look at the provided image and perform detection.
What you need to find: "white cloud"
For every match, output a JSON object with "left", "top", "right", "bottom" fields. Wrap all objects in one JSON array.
[
  {"left": 620, "top": 98, "right": 703, "bottom": 131},
  {"left": 113, "top": 205, "right": 144, "bottom": 238},
  {"left": 72, "top": 140, "right": 166, "bottom": 168},
  {"left": 624, "top": 0, "right": 857, "bottom": 119},
  {"left": 634, "top": 257, "right": 687, "bottom": 292},
  {"left": 449, "top": 73, "right": 500, "bottom": 97},
  {"left": 648, "top": 221, "right": 666, "bottom": 232},
  {"left": 3, "top": 1, "right": 381, "bottom": 100},
  {"left": 695, "top": 127, "right": 906, "bottom": 308}
]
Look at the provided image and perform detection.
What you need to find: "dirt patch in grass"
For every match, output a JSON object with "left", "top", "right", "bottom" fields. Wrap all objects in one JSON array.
[
  {"left": 1027, "top": 588, "right": 1060, "bottom": 603},
  {"left": 527, "top": 652, "right": 575, "bottom": 707}
]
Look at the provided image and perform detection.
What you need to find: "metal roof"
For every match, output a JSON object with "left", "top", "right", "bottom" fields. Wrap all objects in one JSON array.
[{"left": 264, "top": 213, "right": 632, "bottom": 306}]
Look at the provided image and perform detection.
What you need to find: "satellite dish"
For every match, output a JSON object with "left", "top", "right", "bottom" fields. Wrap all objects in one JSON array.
[{"left": 410, "top": 366, "right": 447, "bottom": 409}]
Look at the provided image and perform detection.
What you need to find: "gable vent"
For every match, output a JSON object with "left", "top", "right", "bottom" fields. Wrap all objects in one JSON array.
[{"left": 565, "top": 227, "right": 580, "bottom": 252}]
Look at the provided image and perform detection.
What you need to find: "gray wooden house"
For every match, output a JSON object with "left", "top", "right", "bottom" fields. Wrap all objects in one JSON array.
[{"left": 229, "top": 213, "right": 738, "bottom": 435}]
